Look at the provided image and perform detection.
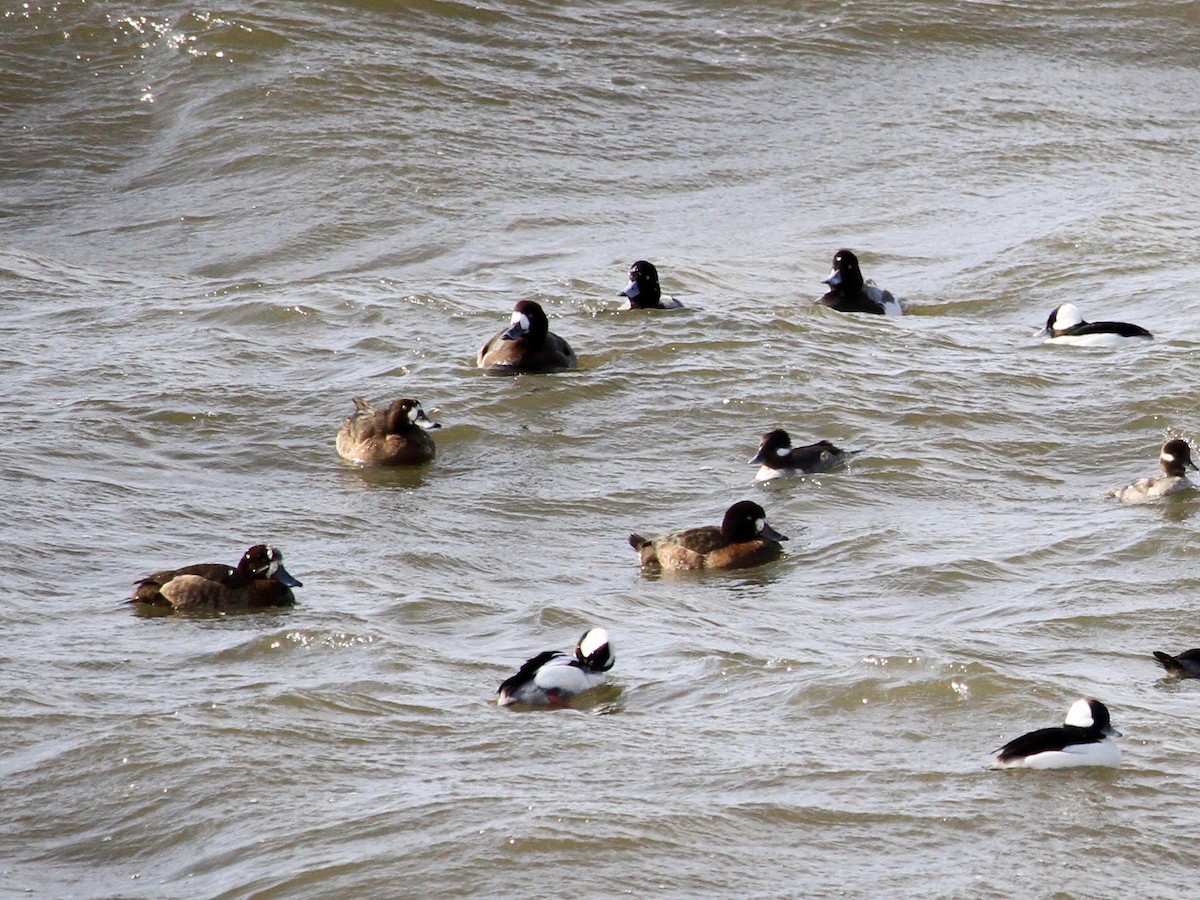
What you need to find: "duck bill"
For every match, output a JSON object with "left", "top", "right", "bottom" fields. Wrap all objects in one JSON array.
[
  {"left": 501, "top": 323, "right": 525, "bottom": 341},
  {"left": 823, "top": 268, "right": 842, "bottom": 288},
  {"left": 620, "top": 279, "right": 640, "bottom": 300},
  {"left": 415, "top": 411, "right": 441, "bottom": 430},
  {"left": 272, "top": 564, "right": 303, "bottom": 588},
  {"left": 749, "top": 449, "right": 767, "bottom": 465},
  {"left": 1104, "top": 725, "right": 1122, "bottom": 737},
  {"left": 760, "top": 523, "right": 788, "bottom": 542}
]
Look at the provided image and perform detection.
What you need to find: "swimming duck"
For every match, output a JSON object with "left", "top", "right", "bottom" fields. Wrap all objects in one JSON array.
[
  {"left": 497, "top": 627, "right": 614, "bottom": 707},
  {"left": 818, "top": 249, "right": 903, "bottom": 316},
  {"left": 1107, "top": 439, "right": 1197, "bottom": 503},
  {"left": 477, "top": 300, "right": 578, "bottom": 372},
  {"left": 130, "top": 544, "right": 302, "bottom": 613},
  {"left": 629, "top": 500, "right": 788, "bottom": 571},
  {"left": 991, "top": 698, "right": 1121, "bottom": 770},
  {"left": 1042, "top": 303, "right": 1152, "bottom": 346},
  {"left": 620, "top": 260, "right": 683, "bottom": 310},
  {"left": 1153, "top": 648, "right": 1200, "bottom": 678},
  {"left": 335, "top": 397, "right": 440, "bottom": 466},
  {"left": 749, "top": 429, "right": 859, "bottom": 481}
]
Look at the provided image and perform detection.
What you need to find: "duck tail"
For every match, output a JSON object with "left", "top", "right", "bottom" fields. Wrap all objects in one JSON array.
[
  {"left": 628, "top": 533, "right": 648, "bottom": 550},
  {"left": 1154, "top": 651, "right": 1181, "bottom": 673}
]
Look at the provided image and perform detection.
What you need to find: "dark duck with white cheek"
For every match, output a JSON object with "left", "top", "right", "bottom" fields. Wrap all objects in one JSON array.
[
  {"left": 620, "top": 260, "right": 683, "bottom": 310},
  {"left": 335, "top": 397, "right": 440, "bottom": 465},
  {"left": 130, "top": 544, "right": 303, "bottom": 614},
  {"left": 629, "top": 500, "right": 788, "bottom": 571},
  {"left": 477, "top": 300, "right": 578, "bottom": 373},
  {"left": 750, "top": 428, "right": 860, "bottom": 481}
]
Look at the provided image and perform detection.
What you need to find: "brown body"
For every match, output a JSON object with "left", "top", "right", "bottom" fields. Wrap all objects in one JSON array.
[
  {"left": 336, "top": 397, "right": 439, "bottom": 466},
  {"left": 629, "top": 500, "right": 787, "bottom": 572},
  {"left": 130, "top": 544, "right": 301, "bottom": 614},
  {"left": 478, "top": 300, "right": 578, "bottom": 372}
]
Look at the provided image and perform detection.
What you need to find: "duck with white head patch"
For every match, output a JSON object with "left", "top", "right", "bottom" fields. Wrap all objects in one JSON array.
[
  {"left": 629, "top": 500, "right": 788, "bottom": 571},
  {"left": 749, "top": 428, "right": 860, "bottom": 481},
  {"left": 991, "top": 698, "right": 1121, "bottom": 770},
  {"left": 1107, "top": 438, "right": 1197, "bottom": 503},
  {"left": 477, "top": 299, "right": 578, "bottom": 373},
  {"left": 620, "top": 260, "right": 683, "bottom": 310},
  {"left": 335, "top": 397, "right": 440, "bottom": 466},
  {"left": 497, "top": 628, "right": 614, "bottom": 708},
  {"left": 130, "top": 544, "right": 303, "bottom": 614},
  {"left": 818, "top": 249, "right": 903, "bottom": 316},
  {"left": 1041, "top": 302, "right": 1152, "bottom": 346}
]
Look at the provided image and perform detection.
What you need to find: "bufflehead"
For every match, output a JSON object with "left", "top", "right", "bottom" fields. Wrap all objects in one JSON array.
[
  {"left": 818, "top": 249, "right": 903, "bottom": 316},
  {"left": 1107, "top": 439, "right": 1197, "bottom": 503},
  {"left": 1041, "top": 303, "right": 1152, "bottom": 346},
  {"left": 477, "top": 300, "right": 578, "bottom": 372},
  {"left": 750, "top": 428, "right": 859, "bottom": 481},
  {"left": 336, "top": 397, "right": 440, "bottom": 465},
  {"left": 620, "top": 260, "right": 683, "bottom": 310},
  {"left": 497, "top": 627, "right": 614, "bottom": 707},
  {"left": 991, "top": 697, "right": 1122, "bottom": 770},
  {"left": 130, "top": 545, "right": 302, "bottom": 614},
  {"left": 1153, "top": 648, "right": 1200, "bottom": 678},
  {"left": 629, "top": 500, "right": 788, "bottom": 571}
]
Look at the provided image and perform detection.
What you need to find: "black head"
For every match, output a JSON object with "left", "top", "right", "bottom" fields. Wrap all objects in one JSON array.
[
  {"left": 1160, "top": 439, "right": 1198, "bottom": 477},
  {"left": 749, "top": 428, "right": 793, "bottom": 465},
  {"left": 239, "top": 544, "right": 303, "bottom": 588},
  {"left": 621, "top": 260, "right": 663, "bottom": 309},
  {"left": 823, "top": 249, "right": 864, "bottom": 292},
  {"left": 502, "top": 300, "right": 550, "bottom": 342},
  {"left": 720, "top": 500, "right": 788, "bottom": 543}
]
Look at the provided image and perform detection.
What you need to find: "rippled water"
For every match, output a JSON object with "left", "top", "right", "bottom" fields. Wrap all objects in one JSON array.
[{"left": 6, "top": 1, "right": 1200, "bottom": 896}]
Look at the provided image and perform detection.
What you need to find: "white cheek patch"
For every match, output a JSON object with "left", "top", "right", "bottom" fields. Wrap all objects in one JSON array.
[
  {"left": 408, "top": 404, "right": 422, "bottom": 423},
  {"left": 510, "top": 312, "right": 530, "bottom": 331},
  {"left": 754, "top": 517, "right": 765, "bottom": 533},
  {"left": 1162, "top": 452, "right": 1175, "bottom": 463},
  {"left": 775, "top": 448, "right": 790, "bottom": 459}
]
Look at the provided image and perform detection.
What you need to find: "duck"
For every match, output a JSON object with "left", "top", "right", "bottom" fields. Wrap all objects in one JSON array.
[
  {"left": 629, "top": 500, "right": 788, "bottom": 571},
  {"left": 1041, "top": 303, "right": 1152, "bottom": 346},
  {"left": 991, "top": 698, "right": 1121, "bottom": 770},
  {"left": 497, "top": 627, "right": 614, "bottom": 707},
  {"left": 620, "top": 260, "right": 683, "bottom": 310},
  {"left": 818, "top": 249, "right": 903, "bottom": 316},
  {"left": 335, "top": 396, "right": 440, "bottom": 466},
  {"left": 130, "top": 544, "right": 302, "bottom": 613},
  {"left": 477, "top": 300, "right": 578, "bottom": 372},
  {"left": 750, "top": 428, "right": 859, "bottom": 481},
  {"left": 1153, "top": 648, "right": 1200, "bottom": 678},
  {"left": 1106, "top": 439, "right": 1197, "bottom": 503}
]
